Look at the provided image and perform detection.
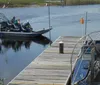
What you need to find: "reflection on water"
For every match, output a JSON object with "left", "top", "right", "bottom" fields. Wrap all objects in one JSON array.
[
  {"left": 0, "top": 36, "right": 52, "bottom": 53},
  {"left": 0, "top": 35, "right": 52, "bottom": 85}
]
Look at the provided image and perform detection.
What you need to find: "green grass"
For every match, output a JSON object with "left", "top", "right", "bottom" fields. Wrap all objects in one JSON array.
[
  {"left": 0, "top": 0, "right": 100, "bottom": 7},
  {"left": 0, "top": 0, "right": 45, "bottom": 4},
  {"left": 65, "top": 0, "right": 100, "bottom": 5},
  {"left": 0, "top": 0, "right": 45, "bottom": 7},
  {"left": 11, "top": 0, "right": 45, "bottom": 4}
]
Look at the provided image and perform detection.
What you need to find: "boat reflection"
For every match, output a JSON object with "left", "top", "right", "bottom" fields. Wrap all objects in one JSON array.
[{"left": 0, "top": 36, "right": 52, "bottom": 53}]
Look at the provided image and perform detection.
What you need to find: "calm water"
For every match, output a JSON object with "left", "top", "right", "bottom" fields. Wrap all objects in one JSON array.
[{"left": 1, "top": 5, "right": 100, "bottom": 85}]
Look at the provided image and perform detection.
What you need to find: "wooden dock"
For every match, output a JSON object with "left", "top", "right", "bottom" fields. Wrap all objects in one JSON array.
[{"left": 8, "top": 36, "right": 81, "bottom": 85}]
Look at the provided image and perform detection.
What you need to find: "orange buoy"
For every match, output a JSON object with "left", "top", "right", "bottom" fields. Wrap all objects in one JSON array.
[{"left": 80, "top": 18, "right": 84, "bottom": 24}]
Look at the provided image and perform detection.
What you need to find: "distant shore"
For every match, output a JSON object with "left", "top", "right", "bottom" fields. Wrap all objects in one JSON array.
[
  {"left": 0, "top": 0, "right": 45, "bottom": 8},
  {"left": 0, "top": 4, "right": 44, "bottom": 8},
  {"left": 0, "top": 0, "right": 100, "bottom": 8},
  {"left": 0, "top": 3, "right": 64, "bottom": 8}
]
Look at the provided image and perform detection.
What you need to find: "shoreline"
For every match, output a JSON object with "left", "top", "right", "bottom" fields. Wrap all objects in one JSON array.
[
  {"left": 1, "top": 0, "right": 100, "bottom": 8},
  {"left": 0, "top": 3, "right": 100, "bottom": 8}
]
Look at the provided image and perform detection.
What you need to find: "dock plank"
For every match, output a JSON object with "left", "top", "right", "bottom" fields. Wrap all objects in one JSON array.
[{"left": 8, "top": 36, "right": 81, "bottom": 85}]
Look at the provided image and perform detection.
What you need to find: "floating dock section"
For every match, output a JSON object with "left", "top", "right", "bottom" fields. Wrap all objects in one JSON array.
[{"left": 8, "top": 36, "right": 81, "bottom": 85}]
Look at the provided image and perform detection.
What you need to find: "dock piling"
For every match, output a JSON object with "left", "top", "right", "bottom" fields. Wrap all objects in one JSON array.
[{"left": 59, "top": 41, "right": 64, "bottom": 54}]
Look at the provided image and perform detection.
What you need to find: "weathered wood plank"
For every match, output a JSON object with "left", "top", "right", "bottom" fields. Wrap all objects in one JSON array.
[
  {"left": 8, "top": 36, "right": 81, "bottom": 85},
  {"left": 26, "top": 64, "right": 70, "bottom": 70},
  {"left": 9, "top": 80, "right": 64, "bottom": 85}
]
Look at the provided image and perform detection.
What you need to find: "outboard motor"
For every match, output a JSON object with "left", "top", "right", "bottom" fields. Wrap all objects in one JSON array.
[
  {"left": 90, "top": 41, "right": 100, "bottom": 85},
  {"left": 95, "top": 42, "right": 100, "bottom": 56},
  {"left": 23, "top": 22, "right": 32, "bottom": 32}
]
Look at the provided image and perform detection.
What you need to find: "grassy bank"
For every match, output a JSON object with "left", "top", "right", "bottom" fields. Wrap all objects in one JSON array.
[
  {"left": 0, "top": 0, "right": 100, "bottom": 7},
  {"left": 0, "top": 0, "right": 45, "bottom": 7},
  {"left": 66, "top": 0, "right": 100, "bottom": 5}
]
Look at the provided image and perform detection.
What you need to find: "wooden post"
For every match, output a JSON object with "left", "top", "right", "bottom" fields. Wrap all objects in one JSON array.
[
  {"left": 64, "top": 0, "right": 66, "bottom": 5},
  {"left": 59, "top": 41, "right": 64, "bottom": 53},
  {"left": 47, "top": 1, "right": 52, "bottom": 42},
  {"left": 85, "top": 12, "right": 87, "bottom": 35}
]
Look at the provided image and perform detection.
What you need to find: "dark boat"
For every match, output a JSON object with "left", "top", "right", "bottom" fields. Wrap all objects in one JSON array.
[
  {"left": 0, "top": 28, "right": 52, "bottom": 38},
  {"left": 71, "top": 31, "right": 100, "bottom": 85},
  {"left": 0, "top": 13, "right": 52, "bottom": 38}
]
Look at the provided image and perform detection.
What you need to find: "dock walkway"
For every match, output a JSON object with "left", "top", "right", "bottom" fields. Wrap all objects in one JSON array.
[{"left": 8, "top": 36, "right": 81, "bottom": 85}]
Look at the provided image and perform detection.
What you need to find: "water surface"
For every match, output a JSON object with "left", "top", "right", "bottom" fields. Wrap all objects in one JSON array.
[{"left": 0, "top": 5, "right": 100, "bottom": 85}]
